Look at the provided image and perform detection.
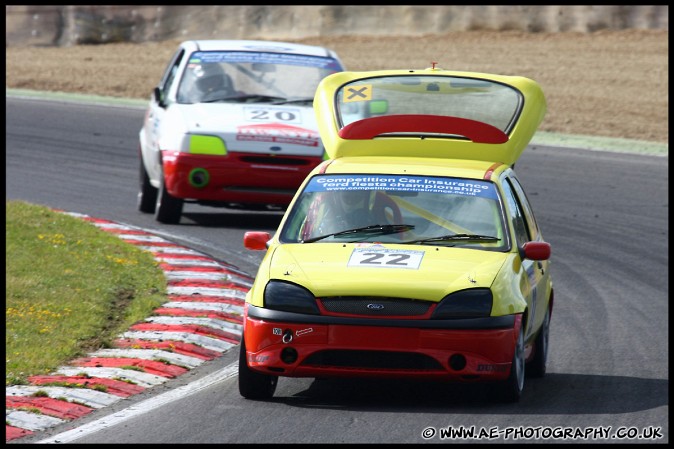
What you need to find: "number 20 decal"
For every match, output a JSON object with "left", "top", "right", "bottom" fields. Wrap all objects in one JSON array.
[
  {"left": 347, "top": 248, "right": 424, "bottom": 269},
  {"left": 245, "top": 107, "right": 300, "bottom": 123}
]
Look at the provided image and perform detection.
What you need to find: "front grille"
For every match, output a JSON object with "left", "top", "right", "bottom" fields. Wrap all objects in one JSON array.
[
  {"left": 319, "top": 297, "right": 432, "bottom": 316},
  {"left": 302, "top": 350, "right": 443, "bottom": 371}
]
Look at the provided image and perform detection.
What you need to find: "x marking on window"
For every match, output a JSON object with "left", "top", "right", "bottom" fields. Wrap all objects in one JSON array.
[{"left": 343, "top": 84, "right": 372, "bottom": 102}]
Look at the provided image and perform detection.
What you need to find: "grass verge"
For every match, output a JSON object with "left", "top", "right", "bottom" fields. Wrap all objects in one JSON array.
[{"left": 6, "top": 200, "right": 168, "bottom": 386}]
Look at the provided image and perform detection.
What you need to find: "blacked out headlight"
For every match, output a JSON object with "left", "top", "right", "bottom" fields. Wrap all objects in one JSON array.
[
  {"left": 431, "top": 288, "right": 493, "bottom": 319},
  {"left": 264, "top": 280, "right": 320, "bottom": 315}
]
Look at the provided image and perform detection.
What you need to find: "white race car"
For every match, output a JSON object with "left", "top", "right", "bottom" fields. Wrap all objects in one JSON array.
[{"left": 138, "top": 40, "right": 345, "bottom": 223}]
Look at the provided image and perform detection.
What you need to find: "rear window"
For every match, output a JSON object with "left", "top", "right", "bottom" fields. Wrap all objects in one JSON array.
[{"left": 336, "top": 75, "right": 523, "bottom": 133}]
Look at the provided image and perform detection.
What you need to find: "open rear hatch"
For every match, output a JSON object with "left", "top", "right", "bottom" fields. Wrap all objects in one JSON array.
[{"left": 313, "top": 66, "right": 546, "bottom": 166}]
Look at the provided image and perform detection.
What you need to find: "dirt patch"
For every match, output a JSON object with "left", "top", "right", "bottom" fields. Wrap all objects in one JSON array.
[{"left": 5, "top": 29, "right": 668, "bottom": 144}]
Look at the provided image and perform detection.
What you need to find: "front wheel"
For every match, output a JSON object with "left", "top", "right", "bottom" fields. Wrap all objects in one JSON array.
[
  {"left": 238, "top": 338, "right": 278, "bottom": 400},
  {"left": 527, "top": 306, "right": 550, "bottom": 378},
  {"left": 493, "top": 321, "right": 525, "bottom": 403},
  {"left": 154, "top": 172, "right": 183, "bottom": 224},
  {"left": 138, "top": 158, "right": 157, "bottom": 213}
]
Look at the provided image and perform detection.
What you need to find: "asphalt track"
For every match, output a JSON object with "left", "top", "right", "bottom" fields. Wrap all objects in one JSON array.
[
  {"left": 5, "top": 90, "right": 668, "bottom": 443},
  {"left": 6, "top": 88, "right": 669, "bottom": 158}
]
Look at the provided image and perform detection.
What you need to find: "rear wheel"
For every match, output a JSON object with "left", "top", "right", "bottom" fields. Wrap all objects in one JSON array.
[
  {"left": 154, "top": 171, "right": 183, "bottom": 224},
  {"left": 527, "top": 306, "right": 550, "bottom": 378},
  {"left": 238, "top": 338, "right": 278, "bottom": 400},
  {"left": 493, "top": 322, "right": 525, "bottom": 403},
  {"left": 138, "top": 158, "right": 157, "bottom": 213}
]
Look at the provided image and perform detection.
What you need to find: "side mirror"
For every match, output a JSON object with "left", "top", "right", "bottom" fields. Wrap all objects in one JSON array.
[
  {"left": 153, "top": 87, "right": 164, "bottom": 106},
  {"left": 243, "top": 232, "right": 272, "bottom": 250},
  {"left": 522, "top": 241, "right": 551, "bottom": 261}
]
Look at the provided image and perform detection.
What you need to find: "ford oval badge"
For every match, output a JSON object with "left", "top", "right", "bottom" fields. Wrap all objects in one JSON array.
[{"left": 367, "top": 303, "right": 385, "bottom": 310}]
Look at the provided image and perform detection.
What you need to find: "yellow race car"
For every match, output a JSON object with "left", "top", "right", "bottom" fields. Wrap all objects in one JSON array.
[{"left": 239, "top": 65, "right": 553, "bottom": 402}]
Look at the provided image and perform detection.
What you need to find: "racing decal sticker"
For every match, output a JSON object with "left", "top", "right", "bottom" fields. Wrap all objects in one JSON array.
[
  {"left": 343, "top": 84, "right": 372, "bottom": 102},
  {"left": 189, "top": 52, "right": 343, "bottom": 70},
  {"left": 236, "top": 123, "right": 320, "bottom": 147},
  {"left": 477, "top": 364, "right": 508, "bottom": 372},
  {"left": 305, "top": 174, "right": 498, "bottom": 199},
  {"left": 244, "top": 106, "right": 302, "bottom": 124},
  {"left": 347, "top": 247, "right": 424, "bottom": 269}
]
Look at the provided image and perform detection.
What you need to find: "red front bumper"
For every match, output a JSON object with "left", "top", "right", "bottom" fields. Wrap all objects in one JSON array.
[
  {"left": 243, "top": 306, "right": 522, "bottom": 382},
  {"left": 161, "top": 151, "right": 323, "bottom": 205}
]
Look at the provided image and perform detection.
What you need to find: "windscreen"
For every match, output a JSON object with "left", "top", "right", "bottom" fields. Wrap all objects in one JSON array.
[{"left": 281, "top": 174, "right": 509, "bottom": 250}]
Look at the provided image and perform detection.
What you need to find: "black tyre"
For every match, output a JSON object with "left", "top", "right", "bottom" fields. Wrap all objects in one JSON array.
[
  {"left": 494, "top": 322, "right": 525, "bottom": 403},
  {"left": 138, "top": 158, "right": 157, "bottom": 213},
  {"left": 527, "top": 306, "right": 550, "bottom": 378},
  {"left": 238, "top": 338, "right": 278, "bottom": 400},
  {"left": 154, "top": 172, "right": 183, "bottom": 224}
]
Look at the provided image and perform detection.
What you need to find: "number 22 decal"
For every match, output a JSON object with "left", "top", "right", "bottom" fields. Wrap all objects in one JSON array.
[
  {"left": 347, "top": 248, "right": 424, "bottom": 269},
  {"left": 360, "top": 253, "right": 409, "bottom": 265}
]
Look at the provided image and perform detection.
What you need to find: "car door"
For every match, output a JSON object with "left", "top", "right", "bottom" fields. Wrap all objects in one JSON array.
[
  {"left": 143, "top": 46, "right": 187, "bottom": 182},
  {"left": 509, "top": 174, "right": 551, "bottom": 325},
  {"left": 500, "top": 172, "right": 550, "bottom": 342}
]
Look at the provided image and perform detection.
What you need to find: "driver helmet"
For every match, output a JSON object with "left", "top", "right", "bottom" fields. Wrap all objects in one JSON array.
[
  {"left": 192, "top": 63, "right": 232, "bottom": 94},
  {"left": 335, "top": 189, "right": 371, "bottom": 214}
]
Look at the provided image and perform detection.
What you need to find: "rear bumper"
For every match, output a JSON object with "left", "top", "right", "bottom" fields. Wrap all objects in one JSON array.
[
  {"left": 243, "top": 304, "right": 522, "bottom": 381},
  {"left": 161, "top": 151, "right": 323, "bottom": 205}
]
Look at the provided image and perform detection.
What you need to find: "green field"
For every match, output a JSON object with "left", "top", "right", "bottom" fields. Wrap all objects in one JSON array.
[{"left": 5, "top": 200, "right": 168, "bottom": 386}]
